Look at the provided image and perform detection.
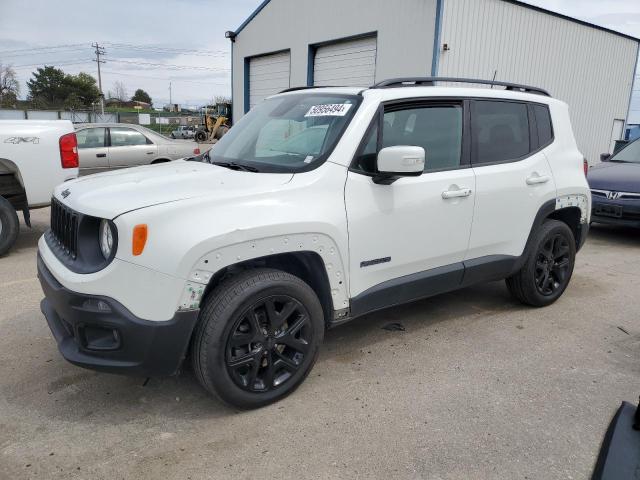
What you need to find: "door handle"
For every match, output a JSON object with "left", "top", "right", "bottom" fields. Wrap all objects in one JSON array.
[
  {"left": 442, "top": 187, "right": 472, "bottom": 199},
  {"left": 526, "top": 173, "right": 550, "bottom": 185},
  {"left": 96, "top": 153, "right": 106, "bottom": 158},
  {"left": 146, "top": 151, "right": 155, "bottom": 155}
]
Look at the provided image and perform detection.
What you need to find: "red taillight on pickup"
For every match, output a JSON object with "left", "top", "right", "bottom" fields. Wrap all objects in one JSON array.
[
  {"left": 193, "top": 148, "right": 201, "bottom": 155},
  {"left": 59, "top": 132, "right": 79, "bottom": 169},
  {"left": 583, "top": 157, "right": 589, "bottom": 176}
]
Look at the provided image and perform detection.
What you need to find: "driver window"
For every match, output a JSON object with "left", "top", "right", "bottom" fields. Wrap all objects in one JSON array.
[{"left": 352, "top": 104, "right": 463, "bottom": 174}]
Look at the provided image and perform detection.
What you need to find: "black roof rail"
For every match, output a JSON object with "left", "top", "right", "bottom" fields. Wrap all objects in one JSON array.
[
  {"left": 370, "top": 77, "right": 551, "bottom": 96},
  {"left": 279, "top": 86, "right": 340, "bottom": 93}
]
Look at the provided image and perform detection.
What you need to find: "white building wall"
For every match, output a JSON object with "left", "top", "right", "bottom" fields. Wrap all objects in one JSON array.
[
  {"left": 438, "top": 0, "right": 639, "bottom": 164},
  {"left": 231, "top": 0, "right": 438, "bottom": 121}
]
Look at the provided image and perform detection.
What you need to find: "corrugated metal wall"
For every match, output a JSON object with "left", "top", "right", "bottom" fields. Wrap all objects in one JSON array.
[{"left": 438, "top": 0, "right": 639, "bottom": 164}]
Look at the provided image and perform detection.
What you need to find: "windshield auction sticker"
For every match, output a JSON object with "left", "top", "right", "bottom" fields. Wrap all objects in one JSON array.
[{"left": 304, "top": 103, "right": 353, "bottom": 117}]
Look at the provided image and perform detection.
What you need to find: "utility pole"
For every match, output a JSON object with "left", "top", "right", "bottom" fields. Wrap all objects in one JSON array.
[
  {"left": 169, "top": 81, "right": 172, "bottom": 107},
  {"left": 92, "top": 42, "right": 106, "bottom": 114}
]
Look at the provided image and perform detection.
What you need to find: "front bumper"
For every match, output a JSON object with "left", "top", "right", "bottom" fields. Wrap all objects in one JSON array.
[
  {"left": 591, "top": 197, "right": 640, "bottom": 228},
  {"left": 38, "top": 254, "right": 199, "bottom": 377}
]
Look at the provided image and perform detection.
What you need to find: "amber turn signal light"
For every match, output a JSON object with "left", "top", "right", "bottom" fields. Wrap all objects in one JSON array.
[{"left": 132, "top": 224, "right": 148, "bottom": 256}]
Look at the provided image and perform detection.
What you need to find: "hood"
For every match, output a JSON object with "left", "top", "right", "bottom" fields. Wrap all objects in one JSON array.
[
  {"left": 587, "top": 161, "right": 640, "bottom": 193},
  {"left": 53, "top": 160, "right": 293, "bottom": 219}
]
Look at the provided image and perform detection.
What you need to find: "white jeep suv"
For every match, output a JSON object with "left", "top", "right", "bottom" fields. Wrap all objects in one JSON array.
[{"left": 38, "top": 78, "right": 590, "bottom": 409}]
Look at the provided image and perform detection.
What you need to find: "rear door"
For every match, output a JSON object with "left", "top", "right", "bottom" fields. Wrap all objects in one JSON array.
[
  {"left": 107, "top": 126, "right": 157, "bottom": 168},
  {"left": 76, "top": 127, "right": 108, "bottom": 175},
  {"left": 466, "top": 100, "right": 557, "bottom": 262}
]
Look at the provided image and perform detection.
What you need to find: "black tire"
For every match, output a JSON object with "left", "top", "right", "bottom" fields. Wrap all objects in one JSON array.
[
  {"left": 506, "top": 219, "right": 576, "bottom": 307},
  {"left": 191, "top": 268, "right": 324, "bottom": 409},
  {"left": 0, "top": 196, "right": 19, "bottom": 257},
  {"left": 195, "top": 131, "right": 207, "bottom": 143},
  {"left": 170, "top": 134, "right": 175, "bottom": 139}
]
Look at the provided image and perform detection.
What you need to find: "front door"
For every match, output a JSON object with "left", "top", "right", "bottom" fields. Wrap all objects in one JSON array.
[
  {"left": 107, "top": 126, "right": 157, "bottom": 168},
  {"left": 76, "top": 127, "right": 108, "bottom": 175},
  {"left": 345, "top": 100, "right": 475, "bottom": 312}
]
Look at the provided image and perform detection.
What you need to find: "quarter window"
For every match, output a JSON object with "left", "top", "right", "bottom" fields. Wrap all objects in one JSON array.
[
  {"left": 533, "top": 104, "right": 553, "bottom": 147},
  {"left": 473, "top": 101, "right": 530, "bottom": 164},
  {"left": 109, "top": 127, "right": 150, "bottom": 147},
  {"left": 76, "top": 127, "right": 106, "bottom": 149}
]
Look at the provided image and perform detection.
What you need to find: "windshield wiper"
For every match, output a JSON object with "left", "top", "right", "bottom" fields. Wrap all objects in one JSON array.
[{"left": 211, "top": 161, "right": 260, "bottom": 172}]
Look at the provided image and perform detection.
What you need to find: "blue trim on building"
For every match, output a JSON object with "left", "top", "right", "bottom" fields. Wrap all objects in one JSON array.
[
  {"left": 307, "top": 46, "right": 315, "bottom": 86},
  {"left": 243, "top": 57, "right": 250, "bottom": 114},
  {"left": 230, "top": 41, "right": 234, "bottom": 123},
  {"left": 624, "top": 43, "right": 640, "bottom": 133},
  {"left": 235, "top": 0, "right": 272, "bottom": 36},
  {"left": 431, "top": 0, "right": 444, "bottom": 76}
]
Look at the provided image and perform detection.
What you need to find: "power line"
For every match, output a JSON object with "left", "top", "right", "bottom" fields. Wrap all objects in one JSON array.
[
  {"left": 99, "top": 69, "right": 228, "bottom": 86},
  {"left": 0, "top": 43, "right": 87, "bottom": 55},
  {"left": 11, "top": 60, "right": 94, "bottom": 69},
  {"left": 108, "top": 59, "right": 229, "bottom": 71}
]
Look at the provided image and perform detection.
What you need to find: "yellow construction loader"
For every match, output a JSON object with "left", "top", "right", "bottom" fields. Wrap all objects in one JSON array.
[{"left": 195, "top": 102, "right": 231, "bottom": 143}]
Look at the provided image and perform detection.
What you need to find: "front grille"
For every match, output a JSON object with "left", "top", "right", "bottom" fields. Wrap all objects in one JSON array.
[{"left": 50, "top": 198, "right": 79, "bottom": 259}]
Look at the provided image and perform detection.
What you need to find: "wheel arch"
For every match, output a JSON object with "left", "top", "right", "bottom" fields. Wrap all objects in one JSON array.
[
  {"left": 198, "top": 251, "right": 335, "bottom": 327},
  {"left": 151, "top": 158, "right": 171, "bottom": 164},
  {"left": 181, "top": 233, "right": 350, "bottom": 328}
]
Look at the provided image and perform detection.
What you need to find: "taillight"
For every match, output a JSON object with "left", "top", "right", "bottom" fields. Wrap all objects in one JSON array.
[
  {"left": 59, "top": 133, "right": 79, "bottom": 169},
  {"left": 193, "top": 148, "right": 201, "bottom": 155},
  {"left": 583, "top": 157, "right": 589, "bottom": 176}
]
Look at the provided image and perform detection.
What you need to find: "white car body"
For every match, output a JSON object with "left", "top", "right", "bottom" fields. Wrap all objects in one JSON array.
[
  {"left": 74, "top": 123, "right": 200, "bottom": 175},
  {"left": 37, "top": 82, "right": 590, "bottom": 397},
  {"left": 0, "top": 120, "right": 78, "bottom": 207}
]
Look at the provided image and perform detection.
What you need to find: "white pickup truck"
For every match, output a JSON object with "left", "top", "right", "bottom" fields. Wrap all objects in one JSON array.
[{"left": 0, "top": 120, "right": 79, "bottom": 255}]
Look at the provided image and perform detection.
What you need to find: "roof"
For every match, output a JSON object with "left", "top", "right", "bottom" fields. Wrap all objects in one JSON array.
[{"left": 232, "top": 0, "right": 639, "bottom": 42}]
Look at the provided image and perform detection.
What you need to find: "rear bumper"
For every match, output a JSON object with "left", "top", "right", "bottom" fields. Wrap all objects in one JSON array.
[{"left": 38, "top": 254, "right": 199, "bottom": 377}]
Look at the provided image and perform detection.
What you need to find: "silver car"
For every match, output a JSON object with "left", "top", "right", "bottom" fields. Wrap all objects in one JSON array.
[
  {"left": 170, "top": 125, "right": 196, "bottom": 139},
  {"left": 74, "top": 123, "right": 201, "bottom": 175}
]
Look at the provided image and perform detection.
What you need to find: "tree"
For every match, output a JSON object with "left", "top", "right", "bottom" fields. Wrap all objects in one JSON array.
[
  {"left": 113, "top": 81, "right": 128, "bottom": 102},
  {"left": 0, "top": 64, "right": 20, "bottom": 105},
  {"left": 26, "top": 66, "right": 99, "bottom": 108},
  {"left": 131, "top": 88, "right": 152, "bottom": 105},
  {"left": 65, "top": 72, "right": 100, "bottom": 106},
  {"left": 27, "top": 66, "right": 68, "bottom": 106}
]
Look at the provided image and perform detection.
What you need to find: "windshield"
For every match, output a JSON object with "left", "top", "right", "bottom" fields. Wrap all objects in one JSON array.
[
  {"left": 208, "top": 93, "right": 361, "bottom": 172},
  {"left": 610, "top": 137, "right": 640, "bottom": 163}
]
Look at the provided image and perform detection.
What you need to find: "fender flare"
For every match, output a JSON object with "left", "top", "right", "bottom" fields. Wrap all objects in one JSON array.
[{"left": 179, "top": 233, "right": 349, "bottom": 313}]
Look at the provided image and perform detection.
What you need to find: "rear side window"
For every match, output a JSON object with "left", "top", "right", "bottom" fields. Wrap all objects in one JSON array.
[
  {"left": 533, "top": 104, "right": 553, "bottom": 147},
  {"left": 109, "top": 127, "right": 151, "bottom": 147},
  {"left": 472, "top": 101, "right": 530, "bottom": 164},
  {"left": 76, "top": 127, "right": 106, "bottom": 149}
]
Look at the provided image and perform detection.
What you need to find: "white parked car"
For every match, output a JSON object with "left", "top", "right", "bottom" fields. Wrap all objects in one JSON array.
[
  {"left": 170, "top": 125, "right": 196, "bottom": 139},
  {"left": 38, "top": 78, "right": 590, "bottom": 408},
  {"left": 74, "top": 123, "right": 201, "bottom": 175},
  {"left": 0, "top": 120, "right": 78, "bottom": 255}
]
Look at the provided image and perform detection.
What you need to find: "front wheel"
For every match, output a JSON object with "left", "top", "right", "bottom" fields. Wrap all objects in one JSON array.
[
  {"left": 191, "top": 268, "right": 324, "bottom": 409},
  {"left": 506, "top": 219, "right": 576, "bottom": 307},
  {"left": 0, "top": 196, "right": 19, "bottom": 257}
]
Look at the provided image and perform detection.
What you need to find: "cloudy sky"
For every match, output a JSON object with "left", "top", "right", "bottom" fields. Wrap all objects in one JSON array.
[{"left": 0, "top": 0, "right": 639, "bottom": 114}]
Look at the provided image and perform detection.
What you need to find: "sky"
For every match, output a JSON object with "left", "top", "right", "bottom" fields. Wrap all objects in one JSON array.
[{"left": 0, "top": 0, "right": 639, "bottom": 114}]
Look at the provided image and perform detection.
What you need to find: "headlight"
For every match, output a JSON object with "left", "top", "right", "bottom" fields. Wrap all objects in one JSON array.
[{"left": 99, "top": 219, "right": 115, "bottom": 259}]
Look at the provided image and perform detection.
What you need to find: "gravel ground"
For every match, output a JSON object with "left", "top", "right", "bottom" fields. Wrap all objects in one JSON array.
[{"left": 1, "top": 208, "right": 638, "bottom": 480}]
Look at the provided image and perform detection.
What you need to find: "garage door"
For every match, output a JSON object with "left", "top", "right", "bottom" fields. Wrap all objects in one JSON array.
[
  {"left": 313, "top": 36, "right": 377, "bottom": 87},
  {"left": 248, "top": 51, "right": 291, "bottom": 110}
]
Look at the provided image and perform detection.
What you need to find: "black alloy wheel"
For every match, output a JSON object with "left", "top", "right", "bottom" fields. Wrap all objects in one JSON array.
[
  {"left": 225, "top": 295, "right": 312, "bottom": 393},
  {"left": 534, "top": 233, "right": 571, "bottom": 296}
]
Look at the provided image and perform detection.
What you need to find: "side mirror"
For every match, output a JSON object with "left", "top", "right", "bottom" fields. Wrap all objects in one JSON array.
[
  {"left": 374, "top": 146, "right": 425, "bottom": 185},
  {"left": 600, "top": 153, "right": 611, "bottom": 162}
]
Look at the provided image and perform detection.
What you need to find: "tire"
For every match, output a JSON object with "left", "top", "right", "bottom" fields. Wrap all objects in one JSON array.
[
  {"left": 0, "top": 196, "right": 20, "bottom": 257},
  {"left": 195, "top": 131, "right": 207, "bottom": 143},
  {"left": 170, "top": 134, "right": 175, "bottom": 139},
  {"left": 191, "top": 268, "right": 325, "bottom": 409},
  {"left": 506, "top": 219, "right": 576, "bottom": 307}
]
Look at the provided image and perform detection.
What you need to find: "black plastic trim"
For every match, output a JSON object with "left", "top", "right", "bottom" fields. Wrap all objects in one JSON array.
[{"left": 38, "top": 254, "right": 199, "bottom": 377}]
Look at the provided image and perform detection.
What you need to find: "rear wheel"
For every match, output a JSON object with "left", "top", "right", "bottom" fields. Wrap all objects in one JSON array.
[
  {"left": 191, "top": 268, "right": 324, "bottom": 409},
  {"left": 195, "top": 131, "right": 207, "bottom": 142},
  {"left": 506, "top": 219, "right": 576, "bottom": 307},
  {"left": 0, "top": 196, "right": 19, "bottom": 257}
]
